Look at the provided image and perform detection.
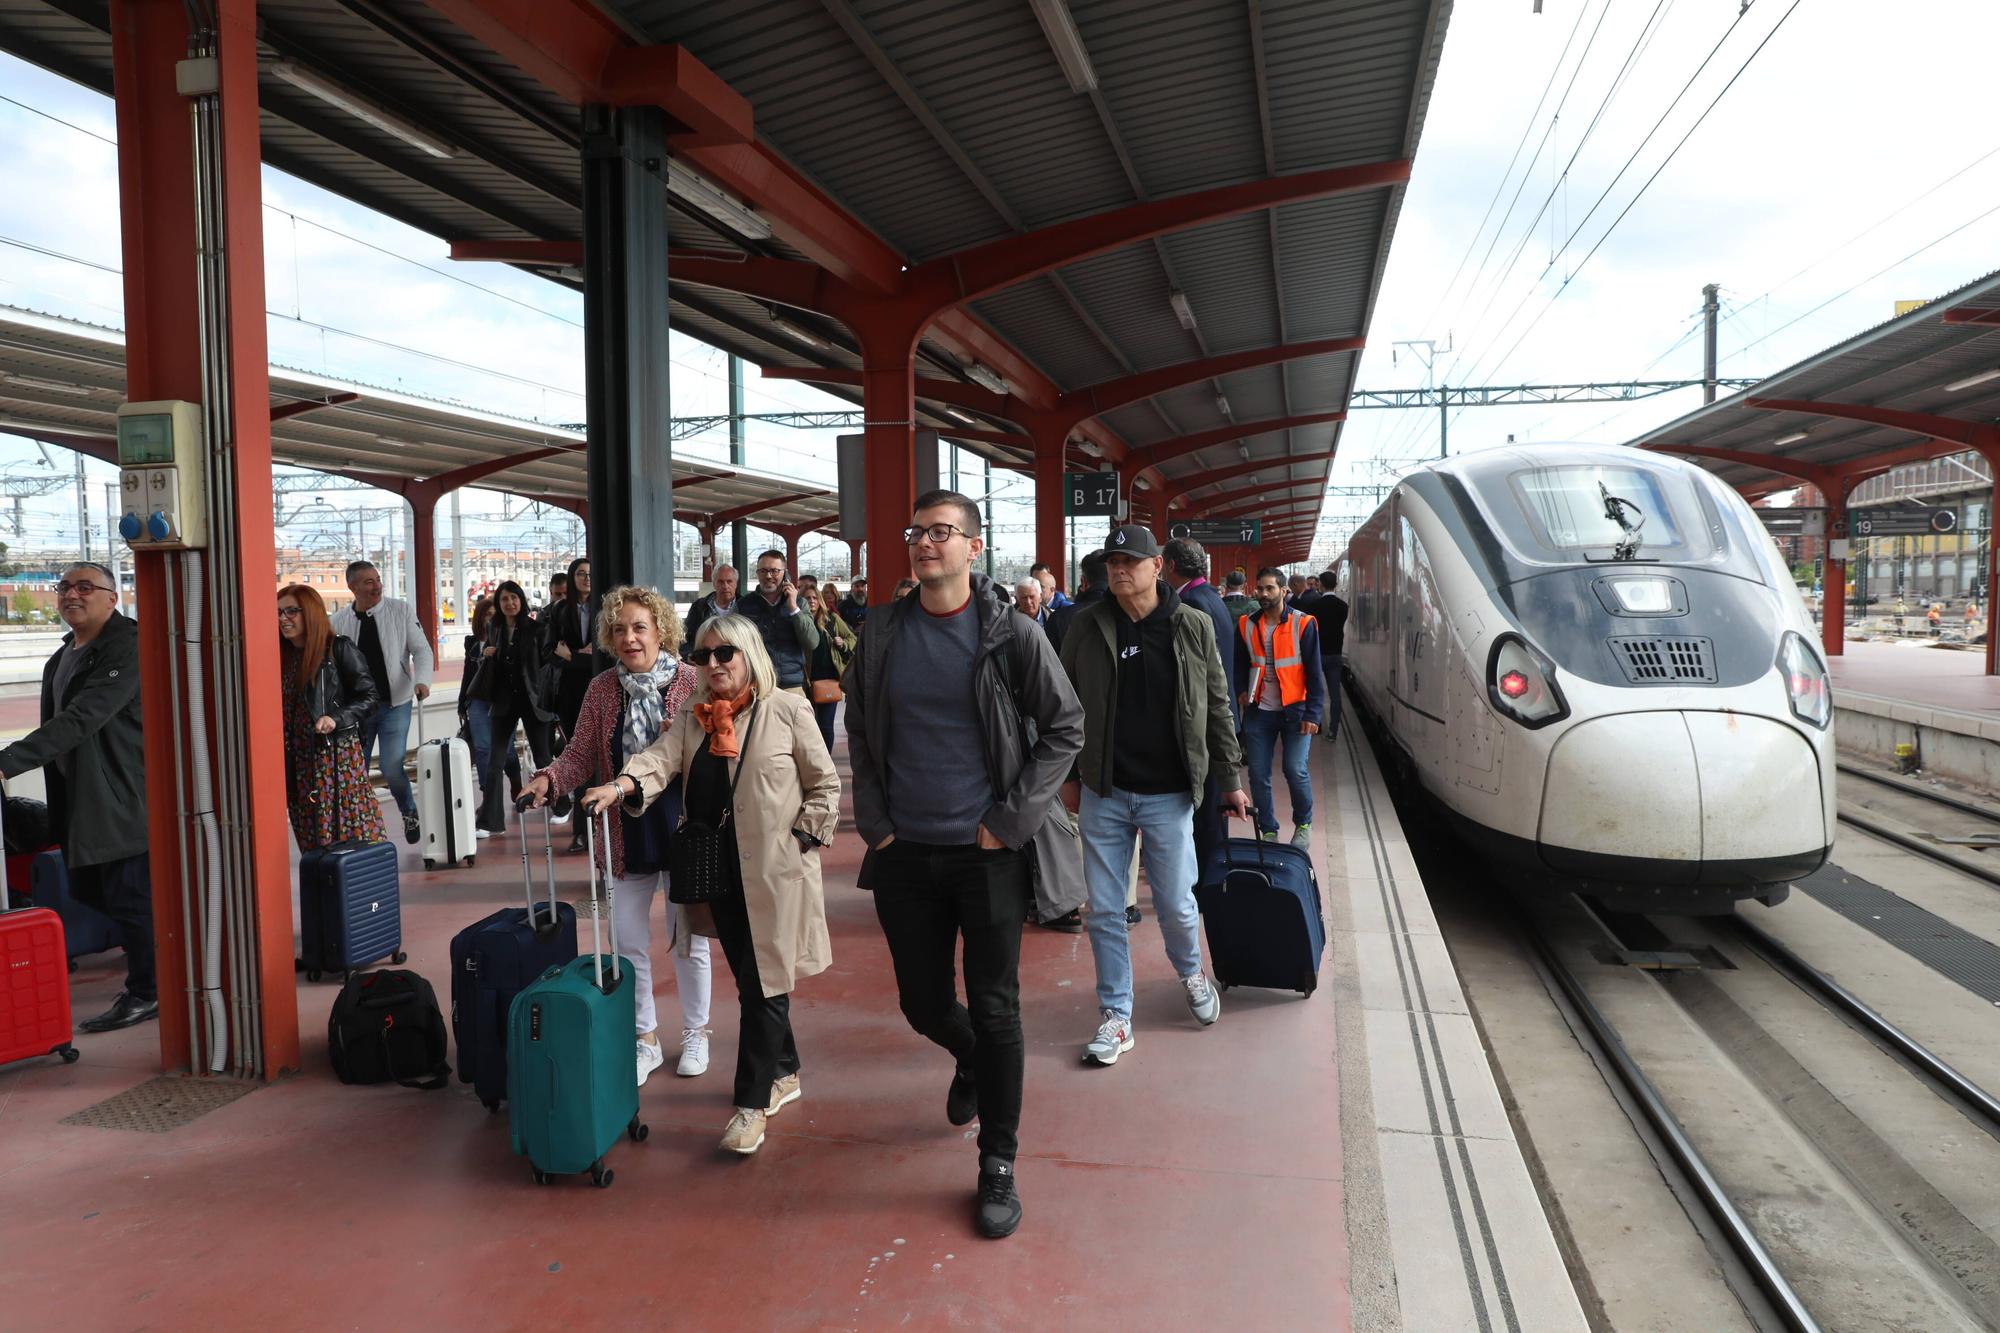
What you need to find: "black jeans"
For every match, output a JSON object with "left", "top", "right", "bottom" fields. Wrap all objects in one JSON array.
[
  {"left": 708, "top": 884, "right": 800, "bottom": 1110},
  {"left": 478, "top": 698, "right": 552, "bottom": 831},
  {"left": 872, "top": 840, "right": 1030, "bottom": 1163},
  {"left": 1191, "top": 769, "right": 1225, "bottom": 889},
  {"left": 811, "top": 699, "right": 838, "bottom": 756},
  {"left": 73, "top": 851, "right": 155, "bottom": 1001}
]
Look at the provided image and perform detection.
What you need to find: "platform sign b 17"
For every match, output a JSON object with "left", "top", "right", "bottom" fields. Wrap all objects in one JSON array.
[{"left": 1851, "top": 507, "right": 1957, "bottom": 537}]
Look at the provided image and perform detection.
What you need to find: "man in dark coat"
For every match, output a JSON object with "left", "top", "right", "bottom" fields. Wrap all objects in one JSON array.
[
  {"left": 1162, "top": 537, "right": 1238, "bottom": 890},
  {"left": 0, "top": 561, "right": 154, "bottom": 1032}
]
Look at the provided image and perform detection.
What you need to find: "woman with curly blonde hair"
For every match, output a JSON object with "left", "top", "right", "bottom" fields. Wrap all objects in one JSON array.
[{"left": 521, "top": 584, "right": 713, "bottom": 1086}]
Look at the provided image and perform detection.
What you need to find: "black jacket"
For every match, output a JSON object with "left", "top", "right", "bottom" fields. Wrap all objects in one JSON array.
[
  {"left": 305, "top": 636, "right": 382, "bottom": 736},
  {"left": 844, "top": 574, "right": 1083, "bottom": 853},
  {"left": 543, "top": 597, "right": 598, "bottom": 718},
  {"left": 469, "top": 615, "right": 554, "bottom": 721},
  {"left": 1043, "top": 584, "right": 1103, "bottom": 656},
  {"left": 0, "top": 612, "right": 146, "bottom": 868},
  {"left": 1176, "top": 578, "right": 1241, "bottom": 722}
]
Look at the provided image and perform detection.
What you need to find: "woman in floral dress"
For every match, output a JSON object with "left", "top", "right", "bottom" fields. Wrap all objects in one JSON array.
[{"left": 278, "top": 584, "right": 388, "bottom": 850}]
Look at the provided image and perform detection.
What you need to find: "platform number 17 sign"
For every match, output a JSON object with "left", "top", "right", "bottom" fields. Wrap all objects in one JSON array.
[{"left": 1066, "top": 471, "right": 1120, "bottom": 517}]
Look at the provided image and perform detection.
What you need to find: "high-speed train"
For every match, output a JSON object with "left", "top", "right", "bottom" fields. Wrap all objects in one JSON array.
[{"left": 1340, "top": 444, "right": 1833, "bottom": 912}]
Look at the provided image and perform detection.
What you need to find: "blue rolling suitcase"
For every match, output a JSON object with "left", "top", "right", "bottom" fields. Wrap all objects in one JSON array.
[
  {"left": 1196, "top": 837, "right": 1325, "bottom": 996},
  {"left": 32, "top": 850, "right": 125, "bottom": 962},
  {"left": 509, "top": 810, "right": 645, "bottom": 1188},
  {"left": 299, "top": 840, "right": 406, "bottom": 983},
  {"left": 451, "top": 807, "right": 577, "bottom": 1110}
]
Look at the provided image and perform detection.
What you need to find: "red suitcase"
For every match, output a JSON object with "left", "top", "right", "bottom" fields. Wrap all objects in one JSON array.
[{"left": 0, "top": 808, "right": 77, "bottom": 1068}]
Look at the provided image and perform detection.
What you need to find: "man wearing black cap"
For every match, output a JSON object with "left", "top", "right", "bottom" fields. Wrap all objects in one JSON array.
[{"left": 1057, "top": 525, "right": 1249, "bottom": 1068}]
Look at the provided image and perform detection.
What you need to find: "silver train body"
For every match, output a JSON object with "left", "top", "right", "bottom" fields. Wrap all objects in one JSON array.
[{"left": 1340, "top": 444, "right": 1834, "bottom": 912}]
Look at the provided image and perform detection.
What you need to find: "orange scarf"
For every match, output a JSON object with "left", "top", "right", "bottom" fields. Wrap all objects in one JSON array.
[{"left": 693, "top": 686, "right": 755, "bottom": 758}]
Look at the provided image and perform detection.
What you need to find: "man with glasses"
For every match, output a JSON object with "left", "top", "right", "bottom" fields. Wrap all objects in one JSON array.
[
  {"left": 0, "top": 563, "right": 155, "bottom": 1032},
  {"left": 735, "top": 550, "right": 821, "bottom": 696},
  {"left": 1057, "top": 526, "right": 1249, "bottom": 1067},
  {"left": 330, "top": 561, "right": 433, "bottom": 844},
  {"left": 846, "top": 491, "right": 1084, "bottom": 1240}
]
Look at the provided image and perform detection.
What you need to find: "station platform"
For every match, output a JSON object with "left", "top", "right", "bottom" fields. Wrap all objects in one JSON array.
[
  {"left": 1828, "top": 639, "right": 2000, "bottom": 791},
  {"left": 0, "top": 711, "right": 1583, "bottom": 1329},
  {"left": 1828, "top": 636, "right": 2000, "bottom": 716}
]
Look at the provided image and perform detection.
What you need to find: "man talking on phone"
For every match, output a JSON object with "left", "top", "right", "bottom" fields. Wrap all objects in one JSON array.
[{"left": 734, "top": 548, "right": 822, "bottom": 697}]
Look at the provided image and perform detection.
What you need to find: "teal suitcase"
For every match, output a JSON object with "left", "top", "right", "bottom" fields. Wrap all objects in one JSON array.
[{"left": 507, "top": 811, "right": 647, "bottom": 1186}]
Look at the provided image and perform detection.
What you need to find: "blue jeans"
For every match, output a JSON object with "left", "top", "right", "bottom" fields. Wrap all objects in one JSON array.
[
  {"left": 1079, "top": 786, "right": 1202, "bottom": 1021},
  {"left": 463, "top": 699, "right": 521, "bottom": 798},
  {"left": 357, "top": 699, "right": 414, "bottom": 816},
  {"left": 1243, "top": 706, "right": 1313, "bottom": 835}
]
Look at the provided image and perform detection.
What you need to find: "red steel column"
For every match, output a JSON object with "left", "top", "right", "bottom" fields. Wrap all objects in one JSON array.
[
  {"left": 699, "top": 524, "right": 717, "bottom": 582},
  {"left": 111, "top": 0, "right": 299, "bottom": 1076},
  {"left": 407, "top": 488, "right": 440, "bottom": 657},
  {"left": 856, "top": 316, "right": 920, "bottom": 604},
  {"left": 1822, "top": 495, "right": 1847, "bottom": 660},
  {"left": 1033, "top": 427, "right": 1066, "bottom": 591},
  {"left": 846, "top": 539, "right": 863, "bottom": 578},
  {"left": 1988, "top": 477, "right": 1999, "bottom": 676}
]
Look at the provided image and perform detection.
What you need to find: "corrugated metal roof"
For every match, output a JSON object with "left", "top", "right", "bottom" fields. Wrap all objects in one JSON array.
[{"left": 1627, "top": 269, "right": 2000, "bottom": 488}]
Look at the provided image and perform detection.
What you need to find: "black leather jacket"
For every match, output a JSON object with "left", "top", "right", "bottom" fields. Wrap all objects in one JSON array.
[{"left": 308, "top": 636, "right": 382, "bottom": 735}]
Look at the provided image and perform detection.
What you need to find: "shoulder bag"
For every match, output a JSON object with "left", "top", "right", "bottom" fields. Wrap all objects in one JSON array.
[{"left": 668, "top": 704, "right": 757, "bottom": 904}]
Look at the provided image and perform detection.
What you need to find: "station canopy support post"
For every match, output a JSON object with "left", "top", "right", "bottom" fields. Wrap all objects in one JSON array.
[
  {"left": 110, "top": 0, "right": 300, "bottom": 1077},
  {"left": 582, "top": 103, "right": 674, "bottom": 595}
]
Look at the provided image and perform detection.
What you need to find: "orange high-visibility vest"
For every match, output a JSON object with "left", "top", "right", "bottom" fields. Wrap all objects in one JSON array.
[{"left": 1240, "top": 610, "right": 1310, "bottom": 707}]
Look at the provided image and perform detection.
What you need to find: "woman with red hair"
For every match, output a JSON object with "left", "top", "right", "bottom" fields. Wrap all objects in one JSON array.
[{"left": 277, "top": 583, "right": 387, "bottom": 849}]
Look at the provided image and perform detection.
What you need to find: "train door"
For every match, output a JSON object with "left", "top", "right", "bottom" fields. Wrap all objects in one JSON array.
[{"left": 1394, "top": 513, "right": 1448, "bottom": 769}]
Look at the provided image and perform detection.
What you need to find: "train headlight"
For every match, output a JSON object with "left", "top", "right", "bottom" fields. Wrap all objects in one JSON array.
[
  {"left": 1779, "top": 632, "right": 1831, "bottom": 729},
  {"left": 1609, "top": 577, "right": 1674, "bottom": 614},
  {"left": 1487, "top": 634, "right": 1568, "bottom": 729}
]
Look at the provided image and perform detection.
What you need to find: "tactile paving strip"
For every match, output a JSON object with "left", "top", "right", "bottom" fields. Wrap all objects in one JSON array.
[
  {"left": 1801, "top": 863, "right": 2000, "bottom": 1004},
  {"left": 60, "top": 1074, "right": 258, "bottom": 1134}
]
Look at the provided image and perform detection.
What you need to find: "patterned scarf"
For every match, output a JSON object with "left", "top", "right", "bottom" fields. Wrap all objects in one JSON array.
[{"left": 618, "top": 656, "right": 678, "bottom": 760}]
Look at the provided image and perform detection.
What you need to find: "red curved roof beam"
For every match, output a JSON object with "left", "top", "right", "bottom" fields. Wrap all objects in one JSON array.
[
  {"left": 270, "top": 392, "right": 361, "bottom": 423},
  {"left": 703, "top": 490, "right": 831, "bottom": 527},
  {"left": 1121, "top": 412, "right": 1347, "bottom": 480},
  {"left": 1942, "top": 308, "right": 2000, "bottom": 327},
  {"left": 1166, "top": 450, "right": 1337, "bottom": 508},
  {"left": 1746, "top": 397, "right": 2000, "bottom": 452}
]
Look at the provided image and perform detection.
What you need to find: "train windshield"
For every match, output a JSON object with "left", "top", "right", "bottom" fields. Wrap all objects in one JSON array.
[{"left": 1510, "top": 465, "right": 1686, "bottom": 559}]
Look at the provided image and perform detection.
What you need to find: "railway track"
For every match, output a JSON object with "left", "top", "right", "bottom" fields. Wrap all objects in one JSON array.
[{"left": 1836, "top": 761, "right": 2000, "bottom": 889}]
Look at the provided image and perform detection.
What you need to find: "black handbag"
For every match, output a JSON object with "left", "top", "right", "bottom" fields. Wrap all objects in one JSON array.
[{"left": 669, "top": 704, "right": 756, "bottom": 904}]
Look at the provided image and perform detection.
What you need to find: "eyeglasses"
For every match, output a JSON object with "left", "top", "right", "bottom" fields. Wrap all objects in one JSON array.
[
  {"left": 689, "top": 645, "right": 741, "bottom": 666},
  {"left": 276, "top": 606, "right": 305, "bottom": 620},
  {"left": 903, "top": 522, "right": 970, "bottom": 546},
  {"left": 55, "top": 580, "right": 108, "bottom": 597}
]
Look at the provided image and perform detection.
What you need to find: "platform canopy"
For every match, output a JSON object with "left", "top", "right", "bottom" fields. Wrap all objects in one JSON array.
[
  {"left": 1629, "top": 268, "right": 2000, "bottom": 500},
  {"left": 0, "top": 1, "right": 1449, "bottom": 562},
  {"left": 0, "top": 304, "right": 841, "bottom": 536}
]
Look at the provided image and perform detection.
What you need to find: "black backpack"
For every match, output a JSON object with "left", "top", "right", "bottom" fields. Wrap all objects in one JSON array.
[{"left": 328, "top": 969, "right": 451, "bottom": 1090}]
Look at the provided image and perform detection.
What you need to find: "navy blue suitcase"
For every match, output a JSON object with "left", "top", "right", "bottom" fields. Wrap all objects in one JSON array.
[
  {"left": 299, "top": 841, "right": 405, "bottom": 982},
  {"left": 1195, "top": 837, "right": 1325, "bottom": 996},
  {"left": 33, "top": 850, "right": 125, "bottom": 961},
  {"left": 451, "top": 808, "right": 577, "bottom": 1110}
]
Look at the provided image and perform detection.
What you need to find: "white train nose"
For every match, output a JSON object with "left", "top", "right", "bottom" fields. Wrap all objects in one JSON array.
[{"left": 1539, "top": 711, "right": 1827, "bottom": 881}]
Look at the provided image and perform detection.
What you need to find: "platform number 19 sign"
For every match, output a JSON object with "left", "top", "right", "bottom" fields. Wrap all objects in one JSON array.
[{"left": 1066, "top": 471, "right": 1120, "bottom": 517}]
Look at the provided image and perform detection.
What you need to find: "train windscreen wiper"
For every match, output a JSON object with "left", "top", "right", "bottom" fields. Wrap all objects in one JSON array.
[{"left": 1599, "top": 481, "right": 1646, "bottom": 561}]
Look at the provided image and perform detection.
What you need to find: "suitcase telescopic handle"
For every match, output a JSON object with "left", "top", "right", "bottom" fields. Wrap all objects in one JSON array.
[
  {"left": 583, "top": 803, "right": 619, "bottom": 993},
  {"left": 0, "top": 792, "right": 9, "bottom": 913}
]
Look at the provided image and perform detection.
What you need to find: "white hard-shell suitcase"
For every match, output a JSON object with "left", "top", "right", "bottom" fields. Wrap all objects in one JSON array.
[{"left": 417, "top": 709, "right": 477, "bottom": 870}]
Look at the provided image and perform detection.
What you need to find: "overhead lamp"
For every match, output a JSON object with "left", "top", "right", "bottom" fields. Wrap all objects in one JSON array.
[
  {"left": 965, "top": 362, "right": 1009, "bottom": 395},
  {"left": 1133, "top": 476, "right": 1151, "bottom": 491},
  {"left": 1943, "top": 368, "right": 2000, "bottom": 392},
  {"left": 4, "top": 373, "right": 94, "bottom": 397},
  {"left": 1029, "top": 0, "right": 1099, "bottom": 93},
  {"left": 269, "top": 61, "right": 459, "bottom": 160},
  {"left": 768, "top": 311, "right": 831, "bottom": 350},
  {"left": 1215, "top": 393, "right": 1232, "bottom": 420},
  {"left": 1169, "top": 289, "right": 1196, "bottom": 332},
  {"left": 1077, "top": 439, "right": 1103, "bottom": 457},
  {"left": 944, "top": 407, "right": 977, "bottom": 424},
  {"left": 667, "top": 161, "right": 773, "bottom": 241},
  {"left": 1772, "top": 430, "right": 1810, "bottom": 447}
]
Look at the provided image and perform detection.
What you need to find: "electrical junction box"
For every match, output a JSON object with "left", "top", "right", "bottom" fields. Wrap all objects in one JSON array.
[{"left": 115, "top": 400, "right": 208, "bottom": 550}]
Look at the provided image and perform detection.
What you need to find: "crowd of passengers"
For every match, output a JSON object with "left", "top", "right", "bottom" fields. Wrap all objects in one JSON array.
[{"left": 5, "top": 490, "right": 1350, "bottom": 1241}]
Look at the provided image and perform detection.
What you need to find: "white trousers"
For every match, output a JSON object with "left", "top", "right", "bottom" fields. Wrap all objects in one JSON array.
[{"left": 612, "top": 869, "right": 713, "bottom": 1037}]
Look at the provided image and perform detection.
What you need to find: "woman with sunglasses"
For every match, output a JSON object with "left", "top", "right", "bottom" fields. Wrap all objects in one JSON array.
[
  {"left": 582, "top": 614, "right": 840, "bottom": 1155},
  {"left": 520, "top": 584, "right": 714, "bottom": 1086},
  {"left": 469, "top": 579, "right": 556, "bottom": 836},
  {"left": 277, "top": 584, "right": 387, "bottom": 851}
]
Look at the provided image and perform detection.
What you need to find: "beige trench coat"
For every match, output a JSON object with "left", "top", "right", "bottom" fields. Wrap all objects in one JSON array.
[{"left": 620, "top": 689, "right": 840, "bottom": 998}]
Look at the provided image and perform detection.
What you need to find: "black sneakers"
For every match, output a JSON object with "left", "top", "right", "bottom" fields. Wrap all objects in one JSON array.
[
  {"left": 975, "top": 1156, "right": 1021, "bottom": 1239},
  {"left": 402, "top": 811, "right": 421, "bottom": 845},
  {"left": 947, "top": 1063, "right": 978, "bottom": 1126}
]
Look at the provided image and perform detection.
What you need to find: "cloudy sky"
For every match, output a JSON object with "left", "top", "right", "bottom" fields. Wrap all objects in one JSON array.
[{"left": 1, "top": 0, "right": 1997, "bottom": 574}]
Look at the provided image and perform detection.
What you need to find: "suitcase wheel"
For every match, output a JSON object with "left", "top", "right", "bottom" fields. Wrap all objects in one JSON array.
[
  {"left": 392, "top": 951, "right": 407, "bottom": 965},
  {"left": 306, "top": 969, "right": 322, "bottom": 983},
  {"left": 591, "top": 1159, "right": 613, "bottom": 1189},
  {"left": 460, "top": 856, "right": 475, "bottom": 868},
  {"left": 59, "top": 1045, "right": 79, "bottom": 1064},
  {"left": 423, "top": 859, "right": 437, "bottom": 870},
  {"left": 628, "top": 1117, "right": 649, "bottom": 1143},
  {"left": 532, "top": 1168, "right": 554, "bottom": 1187},
  {"left": 482, "top": 1098, "right": 499, "bottom": 1114}
]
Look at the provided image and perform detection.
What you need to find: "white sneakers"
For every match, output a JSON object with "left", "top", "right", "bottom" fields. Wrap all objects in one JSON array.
[
  {"left": 1183, "top": 973, "right": 1222, "bottom": 1025},
  {"left": 677, "top": 1028, "right": 710, "bottom": 1077},
  {"left": 1083, "top": 1011, "right": 1134, "bottom": 1065},
  {"left": 636, "top": 1038, "right": 665, "bottom": 1087}
]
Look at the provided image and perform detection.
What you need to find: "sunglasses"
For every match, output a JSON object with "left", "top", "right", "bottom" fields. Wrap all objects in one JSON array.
[{"left": 689, "top": 645, "right": 741, "bottom": 666}]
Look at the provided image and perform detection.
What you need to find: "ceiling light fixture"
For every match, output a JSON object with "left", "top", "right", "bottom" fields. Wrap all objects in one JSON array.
[
  {"left": 944, "top": 407, "right": 977, "bottom": 424},
  {"left": 965, "top": 362, "right": 1009, "bottom": 395},
  {"left": 1077, "top": 439, "right": 1103, "bottom": 457},
  {"left": 1236, "top": 444, "right": 1250, "bottom": 462},
  {"left": 768, "top": 311, "right": 831, "bottom": 350},
  {"left": 667, "top": 161, "right": 773, "bottom": 241},
  {"left": 1169, "top": 289, "right": 1196, "bottom": 332},
  {"left": 4, "top": 373, "right": 95, "bottom": 397},
  {"left": 1215, "top": 393, "right": 1232, "bottom": 419},
  {"left": 1773, "top": 430, "right": 1810, "bottom": 447},
  {"left": 1133, "top": 476, "right": 1151, "bottom": 491},
  {"left": 1943, "top": 368, "right": 2000, "bottom": 392},
  {"left": 269, "top": 61, "right": 459, "bottom": 160},
  {"left": 1029, "top": 0, "right": 1099, "bottom": 94}
]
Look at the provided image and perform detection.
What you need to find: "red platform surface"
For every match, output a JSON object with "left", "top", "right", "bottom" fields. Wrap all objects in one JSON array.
[
  {"left": 0, "top": 742, "right": 1344, "bottom": 1329},
  {"left": 1829, "top": 637, "right": 2000, "bottom": 714}
]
